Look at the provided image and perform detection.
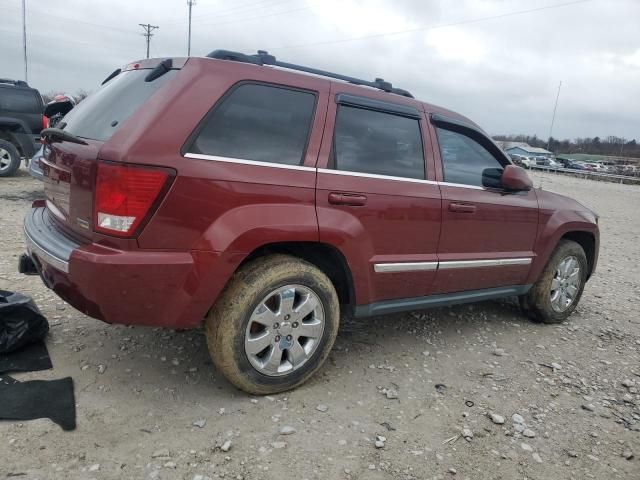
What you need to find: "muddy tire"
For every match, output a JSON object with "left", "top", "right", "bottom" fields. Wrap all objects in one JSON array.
[
  {"left": 520, "top": 240, "right": 588, "bottom": 323},
  {"left": 205, "top": 254, "right": 340, "bottom": 395},
  {"left": 0, "top": 139, "right": 21, "bottom": 177}
]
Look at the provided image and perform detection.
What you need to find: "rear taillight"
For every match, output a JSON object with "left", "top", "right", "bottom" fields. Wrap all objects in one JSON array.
[
  {"left": 42, "top": 115, "right": 49, "bottom": 129},
  {"left": 94, "top": 162, "right": 171, "bottom": 237}
]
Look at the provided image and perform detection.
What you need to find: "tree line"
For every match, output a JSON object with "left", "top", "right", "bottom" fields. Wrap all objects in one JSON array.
[{"left": 493, "top": 134, "right": 639, "bottom": 158}]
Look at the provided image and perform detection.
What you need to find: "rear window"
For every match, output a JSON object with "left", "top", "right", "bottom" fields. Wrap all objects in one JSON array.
[
  {"left": 0, "top": 88, "right": 41, "bottom": 112},
  {"left": 61, "top": 69, "right": 176, "bottom": 141}
]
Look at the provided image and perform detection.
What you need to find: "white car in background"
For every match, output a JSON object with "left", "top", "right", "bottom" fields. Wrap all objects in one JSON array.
[{"left": 509, "top": 154, "right": 536, "bottom": 169}]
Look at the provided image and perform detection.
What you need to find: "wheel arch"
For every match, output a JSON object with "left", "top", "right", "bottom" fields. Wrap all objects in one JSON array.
[
  {"left": 239, "top": 241, "right": 356, "bottom": 310},
  {"left": 560, "top": 230, "right": 597, "bottom": 279}
]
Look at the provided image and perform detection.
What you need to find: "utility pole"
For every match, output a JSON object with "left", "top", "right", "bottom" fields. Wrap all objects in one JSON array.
[
  {"left": 187, "top": 0, "right": 196, "bottom": 56},
  {"left": 139, "top": 23, "right": 159, "bottom": 59},
  {"left": 546, "top": 81, "right": 562, "bottom": 152},
  {"left": 22, "top": 0, "right": 28, "bottom": 82}
]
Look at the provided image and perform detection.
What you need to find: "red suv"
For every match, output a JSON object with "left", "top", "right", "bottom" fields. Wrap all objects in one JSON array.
[{"left": 21, "top": 50, "right": 599, "bottom": 394}]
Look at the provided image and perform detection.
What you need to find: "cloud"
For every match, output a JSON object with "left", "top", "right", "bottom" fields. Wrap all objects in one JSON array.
[{"left": 1, "top": 0, "right": 638, "bottom": 139}]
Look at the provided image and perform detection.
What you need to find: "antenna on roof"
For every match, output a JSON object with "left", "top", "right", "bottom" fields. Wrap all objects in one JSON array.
[{"left": 206, "top": 49, "right": 414, "bottom": 98}]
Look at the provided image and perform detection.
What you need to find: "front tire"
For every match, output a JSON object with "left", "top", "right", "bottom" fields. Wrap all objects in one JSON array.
[
  {"left": 521, "top": 240, "right": 588, "bottom": 323},
  {"left": 205, "top": 254, "right": 340, "bottom": 394},
  {"left": 0, "top": 140, "right": 21, "bottom": 177}
]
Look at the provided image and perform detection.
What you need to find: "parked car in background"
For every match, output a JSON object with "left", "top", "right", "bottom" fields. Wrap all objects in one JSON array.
[
  {"left": 0, "top": 78, "right": 45, "bottom": 177},
  {"left": 509, "top": 153, "right": 526, "bottom": 167},
  {"left": 566, "top": 160, "right": 587, "bottom": 170},
  {"left": 510, "top": 154, "right": 535, "bottom": 169},
  {"left": 19, "top": 50, "right": 600, "bottom": 394},
  {"left": 583, "top": 162, "right": 607, "bottom": 172},
  {"left": 535, "top": 157, "right": 559, "bottom": 168},
  {"left": 621, "top": 165, "right": 640, "bottom": 176}
]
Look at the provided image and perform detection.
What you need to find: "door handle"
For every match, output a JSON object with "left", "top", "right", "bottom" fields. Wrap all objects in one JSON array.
[
  {"left": 449, "top": 202, "right": 476, "bottom": 213},
  {"left": 328, "top": 192, "right": 367, "bottom": 206}
]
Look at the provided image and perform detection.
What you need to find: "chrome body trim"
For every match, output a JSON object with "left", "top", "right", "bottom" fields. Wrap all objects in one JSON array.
[
  {"left": 317, "top": 168, "right": 437, "bottom": 185},
  {"left": 184, "top": 153, "right": 317, "bottom": 172},
  {"left": 183, "top": 154, "right": 498, "bottom": 191},
  {"left": 374, "top": 257, "right": 532, "bottom": 273},
  {"left": 374, "top": 261, "right": 438, "bottom": 273},
  {"left": 24, "top": 226, "right": 70, "bottom": 273},
  {"left": 437, "top": 257, "right": 532, "bottom": 270},
  {"left": 438, "top": 181, "right": 486, "bottom": 191}
]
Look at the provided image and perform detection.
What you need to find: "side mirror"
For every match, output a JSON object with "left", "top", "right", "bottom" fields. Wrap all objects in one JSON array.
[
  {"left": 481, "top": 167, "right": 503, "bottom": 189},
  {"left": 501, "top": 164, "right": 533, "bottom": 191}
]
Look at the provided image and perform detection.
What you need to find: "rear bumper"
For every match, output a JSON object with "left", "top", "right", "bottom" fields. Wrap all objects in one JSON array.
[{"left": 23, "top": 207, "right": 234, "bottom": 328}]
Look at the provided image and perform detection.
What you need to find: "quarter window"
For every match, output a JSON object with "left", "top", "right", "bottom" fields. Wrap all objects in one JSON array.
[
  {"left": 189, "top": 84, "right": 316, "bottom": 166},
  {"left": 436, "top": 127, "right": 505, "bottom": 187},
  {"left": 333, "top": 105, "right": 425, "bottom": 179}
]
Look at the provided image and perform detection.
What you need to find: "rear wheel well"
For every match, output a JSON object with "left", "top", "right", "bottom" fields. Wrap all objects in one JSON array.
[
  {"left": 240, "top": 242, "right": 354, "bottom": 308},
  {"left": 0, "top": 130, "right": 25, "bottom": 157},
  {"left": 560, "top": 231, "right": 596, "bottom": 278}
]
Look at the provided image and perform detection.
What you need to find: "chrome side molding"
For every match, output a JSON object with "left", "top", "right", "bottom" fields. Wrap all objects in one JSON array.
[{"left": 374, "top": 257, "right": 532, "bottom": 273}]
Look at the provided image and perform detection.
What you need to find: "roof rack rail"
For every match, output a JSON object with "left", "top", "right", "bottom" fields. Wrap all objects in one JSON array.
[
  {"left": 206, "top": 49, "right": 413, "bottom": 98},
  {"left": 0, "top": 78, "right": 29, "bottom": 88}
]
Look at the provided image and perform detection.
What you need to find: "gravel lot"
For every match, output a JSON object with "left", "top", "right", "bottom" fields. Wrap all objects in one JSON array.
[{"left": 1, "top": 169, "right": 639, "bottom": 480}]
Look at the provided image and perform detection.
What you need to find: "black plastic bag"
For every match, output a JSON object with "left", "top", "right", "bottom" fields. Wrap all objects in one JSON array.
[{"left": 0, "top": 290, "right": 49, "bottom": 354}]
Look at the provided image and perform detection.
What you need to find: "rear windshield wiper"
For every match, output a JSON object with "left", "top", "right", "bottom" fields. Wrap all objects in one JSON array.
[
  {"left": 41, "top": 128, "right": 88, "bottom": 145},
  {"left": 145, "top": 58, "right": 172, "bottom": 82},
  {"left": 101, "top": 68, "right": 121, "bottom": 85}
]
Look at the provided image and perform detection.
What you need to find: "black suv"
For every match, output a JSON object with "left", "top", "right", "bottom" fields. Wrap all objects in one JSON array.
[{"left": 0, "top": 79, "right": 44, "bottom": 177}]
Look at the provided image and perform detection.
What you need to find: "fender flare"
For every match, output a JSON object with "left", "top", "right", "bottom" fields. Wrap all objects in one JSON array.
[{"left": 527, "top": 215, "right": 598, "bottom": 284}]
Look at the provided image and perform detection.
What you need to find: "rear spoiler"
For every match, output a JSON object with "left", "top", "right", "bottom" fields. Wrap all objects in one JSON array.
[{"left": 101, "top": 57, "right": 188, "bottom": 85}]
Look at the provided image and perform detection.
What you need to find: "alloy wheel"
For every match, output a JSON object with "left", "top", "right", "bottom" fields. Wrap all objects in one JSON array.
[
  {"left": 550, "top": 255, "right": 581, "bottom": 312},
  {"left": 244, "top": 284, "right": 325, "bottom": 376},
  {"left": 0, "top": 148, "right": 11, "bottom": 171}
]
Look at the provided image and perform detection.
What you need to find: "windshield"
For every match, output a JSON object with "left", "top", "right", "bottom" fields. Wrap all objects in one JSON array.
[{"left": 61, "top": 69, "right": 176, "bottom": 141}]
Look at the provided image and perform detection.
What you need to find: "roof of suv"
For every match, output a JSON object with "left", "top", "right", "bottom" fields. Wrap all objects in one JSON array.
[
  {"left": 0, "top": 78, "right": 31, "bottom": 88},
  {"left": 200, "top": 49, "right": 481, "bottom": 132}
]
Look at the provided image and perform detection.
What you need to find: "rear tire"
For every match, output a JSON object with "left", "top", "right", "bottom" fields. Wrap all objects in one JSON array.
[
  {"left": 521, "top": 240, "right": 588, "bottom": 323},
  {"left": 205, "top": 254, "right": 340, "bottom": 395},
  {"left": 0, "top": 140, "right": 21, "bottom": 177}
]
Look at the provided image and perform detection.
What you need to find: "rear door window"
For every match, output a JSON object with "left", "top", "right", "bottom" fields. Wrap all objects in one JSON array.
[
  {"left": 187, "top": 84, "right": 316, "bottom": 166},
  {"left": 333, "top": 105, "right": 425, "bottom": 179},
  {"left": 61, "top": 69, "right": 177, "bottom": 141}
]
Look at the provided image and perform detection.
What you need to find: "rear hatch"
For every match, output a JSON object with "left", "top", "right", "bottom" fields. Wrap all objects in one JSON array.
[{"left": 41, "top": 60, "right": 180, "bottom": 241}]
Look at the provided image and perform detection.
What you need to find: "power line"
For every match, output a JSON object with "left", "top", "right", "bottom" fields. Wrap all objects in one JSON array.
[
  {"left": 266, "top": 0, "right": 593, "bottom": 51},
  {"left": 164, "top": 0, "right": 295, "bottom": 26},
  {"left": 193, "top": 4, "right": 313, "bottom": 28},
  {"left": 139, "top": 23, "right": 159, "bottom": 59}
]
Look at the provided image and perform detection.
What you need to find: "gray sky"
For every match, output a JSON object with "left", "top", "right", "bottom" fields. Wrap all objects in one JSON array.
[{"left": 1, "top": 0, "right": 638, "bottom": 139}]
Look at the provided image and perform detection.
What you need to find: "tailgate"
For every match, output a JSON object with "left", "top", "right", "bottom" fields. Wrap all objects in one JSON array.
[{"left": 40, "top": 140, "right": 102, "bottom": 240}]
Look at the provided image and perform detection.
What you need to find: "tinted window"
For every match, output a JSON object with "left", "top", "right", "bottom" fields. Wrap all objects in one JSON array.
[
  {"left": 436, "top": 128, "right": 505, "bottom": 187},
  {"left": 334, "top": 106, "right": 424, "bottom": 179},
  {"left": 0, "top": 88, "right": 41, "bottom": 112},
  {"left": 62, "top": 69, "right": 177, "bottom": 141},
  {"left": 189, "top": 84, "right": 316, "bottom": 166}
]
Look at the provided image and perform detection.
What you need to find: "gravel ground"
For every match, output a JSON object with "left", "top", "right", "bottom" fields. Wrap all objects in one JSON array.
[{"left": 1, "top": 168, "right": 639, "bottom": 480}]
